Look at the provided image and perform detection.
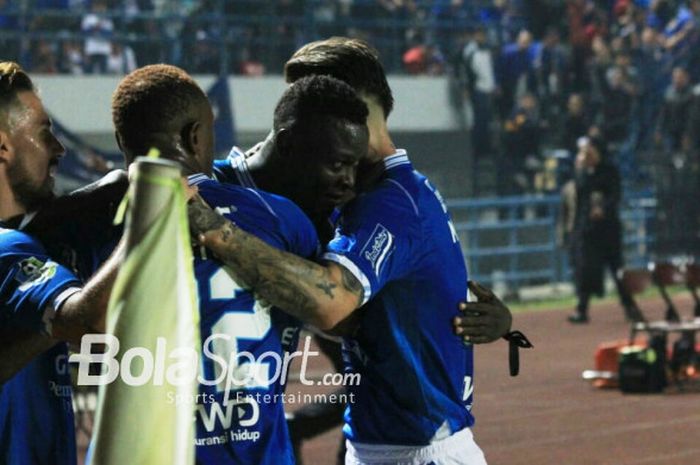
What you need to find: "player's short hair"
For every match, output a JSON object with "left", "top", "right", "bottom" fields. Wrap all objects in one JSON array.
[
  {"left": 274, "top": 75, "right": 368, "bottom": 136},
  {"left": 284, "top": 37, "right": 394, "bottom": 119},
  {"left": 0, "top": 62, "right": 35, "bottom": 129},
  {"left": 112, "top": 64, "right": 209, "bottom": 159}
]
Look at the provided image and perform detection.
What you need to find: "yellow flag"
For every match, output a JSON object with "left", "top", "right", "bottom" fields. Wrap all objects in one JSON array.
[{"left": 91, "top": 159, "right": 199, "bottom": 465}]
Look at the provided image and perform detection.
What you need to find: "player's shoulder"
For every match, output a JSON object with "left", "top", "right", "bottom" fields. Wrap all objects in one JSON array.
[
  {"left": 194, "top": 176, "right": 312, "bottom": 228},
  {"left": 0, "top": 228, "right": 46, "bottom": 257},
  {"left": 246, "top": 188, "right": 313, "bottom": 226},
  {"left": 355, "top": 173, "right": 423, "bottom": 220}
]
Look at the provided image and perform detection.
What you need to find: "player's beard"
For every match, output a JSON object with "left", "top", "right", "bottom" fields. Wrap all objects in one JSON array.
[{"left": 7, "top": 157, "right": 56, "bottom": 213}]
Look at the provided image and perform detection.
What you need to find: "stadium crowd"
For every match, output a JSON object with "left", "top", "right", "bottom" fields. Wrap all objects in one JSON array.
[{"left": 2, "top": 1, "right": 700, "bottom": 193}]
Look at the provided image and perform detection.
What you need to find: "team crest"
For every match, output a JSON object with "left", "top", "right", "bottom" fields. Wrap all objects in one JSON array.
[{"left": 16, "top": 257, "right": 58, "bottom": 291}]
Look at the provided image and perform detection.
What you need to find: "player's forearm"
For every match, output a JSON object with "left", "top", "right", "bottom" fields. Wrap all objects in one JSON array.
[
  {"left": 188, "top": 202, "right": 362, "bottom": 329},
  {"left": 26, "top": 170, "right": 128, "bottom": 236},
  {"left": 0, "top": 330, "right": 55, "bottom": 384},
  {"left": 53, "top": 240, "right": 125, "bottom": 344}
]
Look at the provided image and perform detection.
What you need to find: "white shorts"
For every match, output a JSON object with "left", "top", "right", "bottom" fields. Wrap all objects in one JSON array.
[{"left": 345, "top": 427, "right": 488, "bottom": 465}]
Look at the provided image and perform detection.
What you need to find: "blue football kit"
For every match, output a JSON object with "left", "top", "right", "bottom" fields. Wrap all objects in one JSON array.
[
  {"left": 0, "top": 226, "right": 82, "bottom": 465},
  {"left": 212, "top": 146, "right": 254, "bottom": 189},
  {"left": 17, "top": 166, "right": 317, "bottom": 465},
  {"left": 322, "top": 150, "right": 475, "bottom": 446},
  {"left": 188, "top": 174, "right": 318, "bottom": 465}
]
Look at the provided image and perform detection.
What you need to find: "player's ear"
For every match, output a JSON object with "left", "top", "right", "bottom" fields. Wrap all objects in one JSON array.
[
  {"left": 183, "top": 120, "right": 201, "bottom": 156},
  {"left": 0, "top": 129, "right": 13, "bottom": 164},
  {"left": 114, "top": 131, "right": 124, "bottom": 152},
  {"left": 275, "top": 127, "right": 292, "bottom": 157},
  {"left": 114, "top": 131, "right": 136, "bottom": 166}
]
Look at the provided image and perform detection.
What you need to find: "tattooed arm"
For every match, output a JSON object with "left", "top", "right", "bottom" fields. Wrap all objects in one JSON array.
[{"left": 189, "top": 199, "right": 364, "bottom": 330}]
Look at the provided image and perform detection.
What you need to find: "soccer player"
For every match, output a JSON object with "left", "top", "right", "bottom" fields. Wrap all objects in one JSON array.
[
  {"left": 189, "top": 37, "right": 500, "bottom": 465},
  {"left": 0, "top": 61, "right": 124, "bottom": 465},
  {"left": 110, "top": 65, "right": 368, "bottom": 464}
]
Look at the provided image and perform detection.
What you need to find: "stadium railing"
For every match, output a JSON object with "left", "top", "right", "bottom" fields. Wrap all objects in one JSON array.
[
  {"left": 446, "top": 191, "right": 656, "bottom": 296},
  {"left": 0, "top": 0, "right": 521, "bottom": 75}
]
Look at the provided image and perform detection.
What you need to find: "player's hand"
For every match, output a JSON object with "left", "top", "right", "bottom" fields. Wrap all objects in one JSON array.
[
  {"left": 453, "top": 281, "right": 512, "bottom": 344},
  {"left": 187, "top": 195, "right": 230, "bottom": 245},
  {"left": 181, "top": 178, "right": 198, "bottom": 201}
]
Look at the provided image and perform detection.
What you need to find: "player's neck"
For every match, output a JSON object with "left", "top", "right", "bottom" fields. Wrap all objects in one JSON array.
[
  {"left": 363, "top": 98, "right": 396, "bottom": 160},
  {"left": 245, "top": 135, "right": 281, "bottom": 193},
  {"left": 369, "top": 125, "right": 396, "bottom": 160},
  {"left": 0, "top": 169, "right": 25, "bottom": 219},
  {"left": 0, "top": 186, "right": 26, "bottom": 222}
]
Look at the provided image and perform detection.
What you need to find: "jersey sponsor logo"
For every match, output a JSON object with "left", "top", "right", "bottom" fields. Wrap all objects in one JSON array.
[
  {"left": 360, "top": 224, "right": 394, "bottom": 276},
  {"left": 15, "top": 257, "right": 58, "bottom": 291},
  {"left": 197, "top": 393, "right": 260, "bottom": 432},
  {"left": 462, "top": 375, "right": 474, "bottom": 411},
  {"left": 47, "top": 380, "right": 72, "bottom": 398}
]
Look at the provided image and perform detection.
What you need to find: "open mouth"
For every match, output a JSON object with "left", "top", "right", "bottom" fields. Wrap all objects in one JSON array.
[{"left": 48, "top": 160, "right": 60, "bottom": 179}]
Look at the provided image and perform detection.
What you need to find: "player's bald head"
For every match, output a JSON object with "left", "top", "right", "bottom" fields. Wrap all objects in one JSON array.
[
  {"left": 112, "top": 64, "right": 210, "bottom": 162},
  {"left": 284, "top": 37, "right": 394, "bottom": 119}
]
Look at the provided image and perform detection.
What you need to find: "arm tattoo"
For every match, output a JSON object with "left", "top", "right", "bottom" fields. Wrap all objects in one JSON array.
[
  {"left": 188, "top": 200, "right": 228, "bottom": 236},
  {"left": 198, "top": 212, "right": 364, "bottom": 325},
  {"left": 315, "top": 280, "right": 337, "bottom": 299}
]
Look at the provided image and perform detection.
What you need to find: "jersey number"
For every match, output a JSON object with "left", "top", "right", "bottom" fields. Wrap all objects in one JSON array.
[{"left": 206, "top": 267, "right": 272, "bottom": 392}]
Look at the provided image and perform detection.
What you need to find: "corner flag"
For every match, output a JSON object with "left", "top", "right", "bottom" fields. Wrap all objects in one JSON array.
[{"left": 90, "top": 158, "right": 200, "bottom": 465}]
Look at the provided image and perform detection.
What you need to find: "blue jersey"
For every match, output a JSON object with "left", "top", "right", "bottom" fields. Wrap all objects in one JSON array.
[
  {"left": 0, "top": 227, "right": 81, "bottom": 465},
  {"left": 214, "top": 146, "right": 342, "bottom": 238},
  {"left": 322, "top": 150, "right": 473, "bottom": 446},
  {"left": 189, "top": 174, "right": 318, "bottom": 465},
  {"left": 213, "top": 146, "right": 256, "bottom": 189}
]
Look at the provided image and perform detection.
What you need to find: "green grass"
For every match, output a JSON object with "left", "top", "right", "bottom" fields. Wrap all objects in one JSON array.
[{"left": 507, "top": 285, "right": 690, "bottom": 314}]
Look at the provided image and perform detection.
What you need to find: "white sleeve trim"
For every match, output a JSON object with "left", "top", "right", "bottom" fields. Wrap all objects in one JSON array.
[
  {"left": 322, "top": 252, "right": 372, "bottom": 306},
  {"left": 43, "top": 287, "right": 82, "bottom": 337}
]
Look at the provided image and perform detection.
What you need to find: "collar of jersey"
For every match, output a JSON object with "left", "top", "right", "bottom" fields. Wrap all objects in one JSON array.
[
  {"left": 188, "top": 173, "right": 211, "bottom": 186},
  {"left": 383, "top": 149, "right": 410, "bottom": 171},
  {"left": 0, "top": 212, "right": 36, "bottom": 230},
  {"left": 227, "top": 146, "right": 258, "bottom": 188}
]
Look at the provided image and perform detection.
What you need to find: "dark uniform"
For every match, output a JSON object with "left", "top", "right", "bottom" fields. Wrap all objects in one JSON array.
[{"left": 568, "top": 160, "right": 641, "bottom": 322}]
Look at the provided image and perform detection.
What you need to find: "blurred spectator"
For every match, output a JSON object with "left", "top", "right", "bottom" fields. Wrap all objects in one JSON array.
[
  {"left": 656, "top": 67, "right": 693, "bottom": 152},
  {"left": 534, "top": 27, "right": 568, "bottom": 124},
  {"left": 560, "top": 93, "right": 590, "bottom": 156},
  {"left": 134, "top": 18, "right": 165, "bottom": 66},
  {"left": 81, "top": 0, "right": 115, "bottom": 74},
  {"left": 58, "top": 40, "right": 85, "bottom": 75},
  {"left": 106, "top": 43, "right": 138, "bottom": 74},
  {"left": 634, "top": 26, "right": 671, "bottom": 147},
  {"left": 502, "top": 93, "right": 542, "bottom": 194},
  {"left": 598, "top": 65, "right": 635, "bottom": 145},
  {"left": 0, "top": 0, "right": 19, "bottom": 61},
  {"left": 497, "top": 29, "right": 537, "bottom": 119},
  {"left": 403, "top": 42, "right": 445, "bottom": 75},
  {"left": 31, "top": 40, "right": 59, "bottom": 74},
  {"left": 188, "top": 30, "right": 220, "bottom": 74},
  {"left": 429, "top": 0, "right": 471, "bottom": 52},
  {"left": 684, "top": 83, "right": 700, "bottom": 153},
  {"left": 461, "top": 26, "right": 496, "bottom": 158},
  {"left": 271, "top": 0, "right": 303, "bottom": 73},
  {"left": 587, "top": 35, "right": 613, "bottom": 111}
]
